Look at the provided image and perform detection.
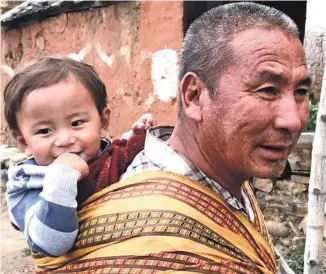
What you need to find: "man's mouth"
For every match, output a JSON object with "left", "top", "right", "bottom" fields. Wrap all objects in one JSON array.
[
  {"left": 258, "top": 144, "right": 291, "bottom": 160},
  {"left": 260, "top": 144, "right": 288, "bottom": 151}
]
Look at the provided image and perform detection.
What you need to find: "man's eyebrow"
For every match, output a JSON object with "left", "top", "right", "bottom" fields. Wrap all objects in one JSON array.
[
  {"left": 297, "top": 76, "right": 312, "bottom": 87},
  {"left": 254, "top": 71, "right": 312, "bottom": 87},
  {"left": 255, "top": 70, "right": 288, "bottom": 85}
]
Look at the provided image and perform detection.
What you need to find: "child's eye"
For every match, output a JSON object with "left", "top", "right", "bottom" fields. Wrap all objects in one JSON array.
[
  {"left": 71, "top": 120, "right": 85, "bottom": 127},
  {"left": 36, "top": 128, "right": 52, "bottom": 135}
]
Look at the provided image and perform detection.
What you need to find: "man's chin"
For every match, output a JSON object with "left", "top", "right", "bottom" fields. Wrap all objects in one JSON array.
[{"left": 251, "top": 160, "right": 286, "bottom": 179}]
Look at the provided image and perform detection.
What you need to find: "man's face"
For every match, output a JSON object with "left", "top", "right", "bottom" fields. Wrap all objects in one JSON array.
[{"left": 201, "top": 29, "right": 310, "bottom": 179}]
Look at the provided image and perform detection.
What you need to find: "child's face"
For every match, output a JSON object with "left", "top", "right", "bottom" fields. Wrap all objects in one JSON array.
[{"left": 14, "top": 75, "right": 110, "bottom": 166}]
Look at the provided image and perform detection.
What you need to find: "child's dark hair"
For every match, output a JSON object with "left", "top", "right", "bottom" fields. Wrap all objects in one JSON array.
[{"left": 4, "top": 57, "right": 108, "bottom": 131}]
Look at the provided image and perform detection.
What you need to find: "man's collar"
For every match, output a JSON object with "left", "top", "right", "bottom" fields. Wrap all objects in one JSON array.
[
  {"left": 145, "top": 126, "right": 196, "bottom": 176},
  {"left": 143, "top": 126, "right": 253, "bottom": 221}
]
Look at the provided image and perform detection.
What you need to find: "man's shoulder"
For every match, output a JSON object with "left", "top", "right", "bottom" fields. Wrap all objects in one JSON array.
[{"left": 120, "top": 151, "right": 161, "bottom": 181}]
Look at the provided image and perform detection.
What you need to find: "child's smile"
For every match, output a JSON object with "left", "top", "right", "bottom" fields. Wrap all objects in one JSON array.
[{"left": 15, "top": 75, "right": 109, "bottom": 166}]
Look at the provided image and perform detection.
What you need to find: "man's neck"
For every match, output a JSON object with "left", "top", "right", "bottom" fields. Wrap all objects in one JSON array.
[{"left": 167, "top": 119, "right": 244, "bottom": 200}]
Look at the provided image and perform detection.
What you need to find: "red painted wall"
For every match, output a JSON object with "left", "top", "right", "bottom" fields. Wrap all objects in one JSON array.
[{"left": 1, "top": 1, "right": 183, "bottom": 145}]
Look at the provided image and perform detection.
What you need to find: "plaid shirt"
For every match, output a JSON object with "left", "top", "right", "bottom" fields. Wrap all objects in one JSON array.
[{"left": 121, "top": 126, "right": 255, "bottom": 223}]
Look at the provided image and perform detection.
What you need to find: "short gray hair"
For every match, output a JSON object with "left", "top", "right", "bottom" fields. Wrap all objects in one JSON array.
[{"left": 178, "top": 2, "right": 299, "bottom": 113}]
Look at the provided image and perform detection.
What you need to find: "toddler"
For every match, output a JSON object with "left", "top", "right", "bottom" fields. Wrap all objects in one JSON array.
[{"left": 4, "top": 57, "right": 152, "bottom": 257}]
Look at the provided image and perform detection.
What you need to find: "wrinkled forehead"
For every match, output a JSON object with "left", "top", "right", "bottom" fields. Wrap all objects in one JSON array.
[{"left": 231, "top": 28, "right": 306, "bottom": 66}]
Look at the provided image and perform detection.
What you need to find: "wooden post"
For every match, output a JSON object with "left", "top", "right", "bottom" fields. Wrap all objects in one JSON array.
[{"left": 304, "top": 62, "right": 326, "bottom": 273}]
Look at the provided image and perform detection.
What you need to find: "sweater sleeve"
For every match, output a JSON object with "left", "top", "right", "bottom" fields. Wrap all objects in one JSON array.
[
  {"left": 120, "top": 130, "right": 134, "bottom": 140},
  {"left": 6, "top": 163, "right": 81, "bottom": 256}
]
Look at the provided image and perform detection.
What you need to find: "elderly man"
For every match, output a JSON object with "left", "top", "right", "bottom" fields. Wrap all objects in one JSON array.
[{"left": 36, "top": 2, "right": 311, "bottom": 274}]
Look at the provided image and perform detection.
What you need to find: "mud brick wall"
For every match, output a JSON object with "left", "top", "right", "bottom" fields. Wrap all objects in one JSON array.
[{"left": 1, "top": 2, "right": 183, "bottom": 145}]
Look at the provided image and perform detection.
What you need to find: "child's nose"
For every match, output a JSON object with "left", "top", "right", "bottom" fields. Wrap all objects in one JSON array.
[{"left": 54, "top": 131, "right": 76, "bottom": 147}]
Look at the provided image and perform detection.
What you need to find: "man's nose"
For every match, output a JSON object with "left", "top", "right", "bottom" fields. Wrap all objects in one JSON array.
[
  {"left": 273, "top": 95, "right": 303, "bottom": 134},
  {"left": 54, "top": 130, "right": 76, "bottom": 147}
]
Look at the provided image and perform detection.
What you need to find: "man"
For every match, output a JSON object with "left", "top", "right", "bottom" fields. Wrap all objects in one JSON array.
[{"left": 35, "top": 2, "right": 310, "bottom": 274}]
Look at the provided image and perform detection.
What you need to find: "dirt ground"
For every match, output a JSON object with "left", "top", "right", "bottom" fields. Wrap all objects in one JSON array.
[{"left": 1, "top": 191, "right": 35, "bottom": 274}]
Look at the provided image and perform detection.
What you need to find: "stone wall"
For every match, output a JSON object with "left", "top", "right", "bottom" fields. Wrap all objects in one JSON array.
[
  {"left": 253, "top": 177, "right": 309, "bottom": 252},
  {"left": 1, "top": 1, "right": 183, "bottom": 145},
  {"left": 254, "top": 133, "right": 326, "bottom": 255},
  {"left": 0, "top": 1, "right": 23, "bottom": 14}
]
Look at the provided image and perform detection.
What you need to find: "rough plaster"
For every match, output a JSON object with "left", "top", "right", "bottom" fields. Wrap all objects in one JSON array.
[
  {"left": 1, "top": 1, "right": 183, "bottom": 144},
  {"left": 304, "top": 0, "right": 326, "bottom": 103},
  {"left": 150, "top": 49, "right": 178, "bottom": 104}
]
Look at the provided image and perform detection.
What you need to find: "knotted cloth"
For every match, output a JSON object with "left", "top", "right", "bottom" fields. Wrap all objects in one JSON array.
[{"left": 35, "top": 170, "right": 276, "bottom": 274}]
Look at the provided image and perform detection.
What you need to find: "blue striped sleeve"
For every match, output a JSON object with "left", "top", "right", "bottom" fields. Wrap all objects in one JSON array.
[
  {"left": 25, "top": 199, "right": 78, "bottom": 256},
  {"left": 6, "top": 163, "right": 81, "bottom": 256}
]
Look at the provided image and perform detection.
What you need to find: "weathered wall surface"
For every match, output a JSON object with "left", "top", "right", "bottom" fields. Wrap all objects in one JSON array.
[
  {"left": 304, "top": 0, "right": 326, "bottom": 103},
  {"left": 0, "top": 0, "right": 23, "bottom": 14},
  {"left": 1, "top": 1, "right": 183, "bottom": 145}
]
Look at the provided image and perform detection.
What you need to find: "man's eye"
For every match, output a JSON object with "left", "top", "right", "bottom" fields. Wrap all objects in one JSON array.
[
  {"left": 295, "top": 88, "right": 309, "bottom": 97},
  {"left": 259, "top": 87, "right": 279, "bottom": 95},
  {"left": 71, "top": 120, "right": 85, "bottom": 127},
  {"left": 36, "top": 128, "right": 51, "bottom": 135}
]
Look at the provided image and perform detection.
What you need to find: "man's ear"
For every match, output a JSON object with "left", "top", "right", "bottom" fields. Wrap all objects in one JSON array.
[
  {"left": 179, "top": 72, "right": 205, "bottom": 122},
  {"left": 12, "top": 131, "right": 32, "bottom": 156},
  {"left": 100, "top": 107, "right": 111, "bottom": 138}
]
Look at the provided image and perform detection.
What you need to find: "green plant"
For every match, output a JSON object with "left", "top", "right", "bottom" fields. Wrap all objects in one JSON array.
[
  {"left": 304, "top": 101, "right": 319, "bottom": 132},
  {"left": 22, "top": 247, "right": 32, "bottom": 257},
  {"left": 283, "top": 244, "right": 305, "bottom": 274}
]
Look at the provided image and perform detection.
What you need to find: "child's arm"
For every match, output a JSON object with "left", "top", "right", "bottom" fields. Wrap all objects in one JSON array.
[{"left": 6, "top": 154, "right": 87, "bottom": 256}]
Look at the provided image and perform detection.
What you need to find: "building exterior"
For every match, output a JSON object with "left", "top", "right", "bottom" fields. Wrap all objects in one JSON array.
[
  {"left": 1, "top": 1, "right": 325, "bottom": 145},
  {"left": 1, "top": 1, "right": 183, "bottom": 144}
]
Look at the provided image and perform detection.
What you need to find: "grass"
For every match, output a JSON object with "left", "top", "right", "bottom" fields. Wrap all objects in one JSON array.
[
  {"left": 283, "top": 244, "right": 305, "bottom": 274},
  {"left": 21, "top": 247, "right": 32, "bottom": 257},
  {"left": 304, "top": 101, "right": 319, "bottom": 132}
]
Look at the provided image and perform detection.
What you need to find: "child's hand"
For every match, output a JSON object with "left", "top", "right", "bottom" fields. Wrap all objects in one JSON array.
[
  {"left": 53, "top": 153, "right": 89, "bottom": 179},
  {"left": 132, "top": 113, "right": 154, "bottom": 135}
]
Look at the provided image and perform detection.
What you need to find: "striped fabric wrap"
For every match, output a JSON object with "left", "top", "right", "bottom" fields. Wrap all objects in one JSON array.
[{"left": 34, "top": 171, "right": 276, "bottom": 274}]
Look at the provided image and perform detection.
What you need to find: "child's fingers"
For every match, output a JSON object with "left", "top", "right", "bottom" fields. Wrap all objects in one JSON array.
[
  {"left": 144, "top": 114, "right": 154, "bottom": 128},
  {"left": 139, "top": 113, "right": 153, "bottom": 124},
  {"left": 131, "top": 113, "right": 154, "bottom": 136},
  {"left": 132, "top": 121, "right": 145, "bottom": 130}
]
